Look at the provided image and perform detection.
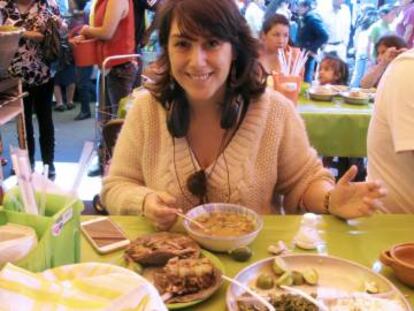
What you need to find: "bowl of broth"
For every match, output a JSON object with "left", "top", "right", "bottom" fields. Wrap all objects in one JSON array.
[{"left": 183, "top": 203, "right": 263, "bottom": 252}]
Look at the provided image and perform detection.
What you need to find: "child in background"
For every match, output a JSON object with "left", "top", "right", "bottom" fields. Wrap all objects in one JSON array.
[
  {"left": 360, "top": 35, "right": 408, "bottom": 89},
  {"left": 317, "top": 53, "right": 366, "bottom": 181},
  {"left": 317, "top": 53, "right": 349, "bottom": 86},
  {"left": 259, "top": 13, "right": 301, "bottom": 76}
]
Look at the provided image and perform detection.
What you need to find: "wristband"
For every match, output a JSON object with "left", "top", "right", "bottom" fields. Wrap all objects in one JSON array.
[{"left": 324, "top": 190, "right": 332, "bottom": 214}]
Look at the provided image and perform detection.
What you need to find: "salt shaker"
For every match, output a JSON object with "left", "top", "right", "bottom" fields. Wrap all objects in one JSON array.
[{"left": 294, "top": 213, "right": 324, "bottom": 250}]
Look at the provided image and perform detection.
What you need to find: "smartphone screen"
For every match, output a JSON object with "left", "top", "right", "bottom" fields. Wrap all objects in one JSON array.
[{"left": 82, "top": 218, "right": 128, "bottom": 248}]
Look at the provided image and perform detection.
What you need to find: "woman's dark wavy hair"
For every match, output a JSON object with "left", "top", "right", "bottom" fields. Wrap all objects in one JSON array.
[{"left": 150, "top": 0, "right": 267, "bottom": 112}]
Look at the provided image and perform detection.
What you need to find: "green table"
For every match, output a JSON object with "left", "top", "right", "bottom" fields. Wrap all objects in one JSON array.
[
  {"left": 298, "top": 96, "right": 372, "bottom": 157},
  {"left": 82, "top": 215, "right": 414, "bottom": 310},
  {"left": 118, "top": 92, "right": 372, "bottom": 158}
]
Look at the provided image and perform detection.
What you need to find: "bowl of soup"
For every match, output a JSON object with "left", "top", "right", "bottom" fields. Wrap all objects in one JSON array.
[{"left": 183, "top": 203, "right": 263, "bottom": 252}]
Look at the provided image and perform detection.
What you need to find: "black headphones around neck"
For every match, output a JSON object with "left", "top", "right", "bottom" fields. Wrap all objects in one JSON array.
[{"left": 166, "top": 91, "right": 244, "bottom": 138}]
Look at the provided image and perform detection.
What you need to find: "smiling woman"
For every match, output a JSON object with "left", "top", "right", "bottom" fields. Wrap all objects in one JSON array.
[{"left": 101, "top": 0, "right": 387, "bottom": 231}]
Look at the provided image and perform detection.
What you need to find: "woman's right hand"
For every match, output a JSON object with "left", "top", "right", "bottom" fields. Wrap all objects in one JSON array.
[
  {"left": 142, "top": 192, "right": 180, "bottom": 231},
  {"left": 69, "top": 35, "right": 85, "bottom": 46}
]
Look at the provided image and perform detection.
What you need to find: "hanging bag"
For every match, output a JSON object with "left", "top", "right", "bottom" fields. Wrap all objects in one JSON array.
[{"left": 42, "top": 18, "right": 61, "bottom": 64}]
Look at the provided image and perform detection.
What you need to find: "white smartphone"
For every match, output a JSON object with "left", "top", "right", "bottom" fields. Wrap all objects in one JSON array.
[{"left": 81, "top": 217, "right": 130, "bottom": 254}]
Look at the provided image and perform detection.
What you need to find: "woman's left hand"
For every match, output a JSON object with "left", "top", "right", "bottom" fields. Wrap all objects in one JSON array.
[{"left": 329, "top": 165, "right": 387, "bottom": 219}]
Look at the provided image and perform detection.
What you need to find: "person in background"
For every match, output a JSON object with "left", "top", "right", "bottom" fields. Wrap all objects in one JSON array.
[
  {"left": 259, "top": 14, "right": 301, "bottom": 76},
  {"left": 367, "top": 4, "right": 399, "bottom": 61},
  {"left": 317, "top": 53, "right": 349, "bottom": 85},
  {"left": 264, "top": 0, "right": 292, "bottom": 20},
  {"left": 78, "top": 0, "right": 137, "bottom": 118},
  {"left": 244, "top": 0, "right": 265, "bottom": 37},
  {"left": 360, "top": 35, "right": 407, "bottom": 89},
  {"left": 350, "top": 10, "right": 378, "bottom": 88},
  {"left": 132, "top": 0, "right": 162, "bottom": 87},
  {"left": 367, "top": 49, "right": 414, "bottom": 213},
  {"left": 396, "top": 0, "right": 414, "bottom": 49},
  {"left": 317, "top": 53, "right": 368, "bottom": 182},
  {"left": 0, "top": 0, "right": 59, "bottom": 179},
  {"left": 53, "top": 61, "right": 76, "bottom": 112},
  {"left": 101, "top": 0, "right": 386, "bottom": 230},
  {"left": 296, "top": 0, "right": 328, "bottom": 82},
  {"left": 71, "top": 0, "right": 93, "bottom": 120},
  {"left": 264, "top": 0, "right": 299, "bottom": 44},
  {"left": 319, "top": 0, "right": 351, "bottom": 61},
  {"left": 74, "top": 0, "right": 137, "bottom": 176}
]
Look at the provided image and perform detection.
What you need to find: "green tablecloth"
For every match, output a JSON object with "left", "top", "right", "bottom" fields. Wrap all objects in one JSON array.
[
  {"left": 298, "top": 96, "right": 372, "bottom": 157},
  {"left": 82, "top": 215, "right": 414, "bottom": 310},
  {"left": 118, "top": 92, "right": 372, "bottom": 158}
]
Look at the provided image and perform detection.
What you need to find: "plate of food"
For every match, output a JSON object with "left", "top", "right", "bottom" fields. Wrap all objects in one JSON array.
[
  {"left": 340, "top": 90, "right": 370, "bottom": 105},
  {"left": 308, "top": 85, "right": 338, "bottom": 101},
  {"left": 226, "top": 254, "right": 412, "bottom": 311},
  {"left": 124, "top": 232, "right": 224, "bottom": 309}
]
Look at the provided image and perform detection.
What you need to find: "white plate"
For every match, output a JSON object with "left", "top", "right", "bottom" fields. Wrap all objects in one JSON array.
[
  {"left": 340, "top": 91, "right": 370, "bottom": 105},
  {"left": 226, "top": 254, "right": 412, "bottom": 311}
]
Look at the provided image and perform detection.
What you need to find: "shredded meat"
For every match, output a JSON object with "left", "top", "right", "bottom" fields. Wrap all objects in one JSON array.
[{"left": 155, "top": 257, "right": 218, "bottom": 296}]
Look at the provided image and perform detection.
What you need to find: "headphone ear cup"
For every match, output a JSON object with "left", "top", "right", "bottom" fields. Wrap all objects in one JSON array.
[{"left": 167, "top": 100, "right": 190, "bottom": 138}]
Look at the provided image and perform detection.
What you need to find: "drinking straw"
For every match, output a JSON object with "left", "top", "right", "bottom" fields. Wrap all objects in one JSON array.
[
  {"left": 287, "top": 49, "right": 292, "bottom": 75},
  {"left": 291, "top": 49, "right": 304, "bottom": 76},
  {"left": 294, "top": 50, "right": 309, "bottom": 76},
  {"left": 278, "top": 49, "right": 288, "bottom": 75},
  {"left": 222, "top": 275, "right": 275, "bottom": 311},
  {"left": 61, "top": 141, "right": 95, "bottom": 211},
  {"left": 38, "top": 164, "right": 49, "bottom": 216},
  {"left": 70, "top": 141, "right": 95, "bottom": 196},
  {"left": 10, "top": 147, "right": 38, "bottom": 215}
]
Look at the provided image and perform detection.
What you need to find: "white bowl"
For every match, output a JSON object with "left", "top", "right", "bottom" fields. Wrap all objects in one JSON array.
[{"left": 183, "top": 203, "right": 263, "bottom": 252}]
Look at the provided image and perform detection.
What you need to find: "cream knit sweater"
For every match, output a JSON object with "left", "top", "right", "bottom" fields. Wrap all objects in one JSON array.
[{"left": 101, "top": 88, "right": 334, "bottom": 215}]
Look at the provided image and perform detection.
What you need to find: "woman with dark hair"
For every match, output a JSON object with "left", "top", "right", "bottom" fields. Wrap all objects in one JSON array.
[
  {"left": 0, "top": 0, "right": 60, "bottom": 178},
  {"left": 360, "top": 35, "right": 408, "bottom": 89},
  {"left": 259, "top": 14, "right": 301, "bottom": 76},
  {"left": 101, "top": 0, "right": 385, "bottom": 230}
]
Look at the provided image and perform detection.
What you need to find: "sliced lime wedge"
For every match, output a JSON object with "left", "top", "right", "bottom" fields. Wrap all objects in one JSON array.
[
  {"left": 302, "top": 268, "right": 319, "bottom": 285},
  {"left": 272, "top": 256, "right": 289, "bottom": 275}
]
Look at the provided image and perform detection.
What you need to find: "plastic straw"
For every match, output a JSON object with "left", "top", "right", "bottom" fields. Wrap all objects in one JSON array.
[
  {"left": 291, "top": 50, "right": 302, "bottom": 77},
  {"left": 61, "top": 141, "right": 95, "bottom": 212},
  {"left": 39, "top": 164, "right": 49, "bottom": 216},
  {"left": 10, "top": 147, "right": 38, "bottom": 215},
  {"left": 287, "top": 49, "right": 292, "bottom": 75},
  {"left": 70, "top": 141, "right": 95, "bottom": 196}
]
